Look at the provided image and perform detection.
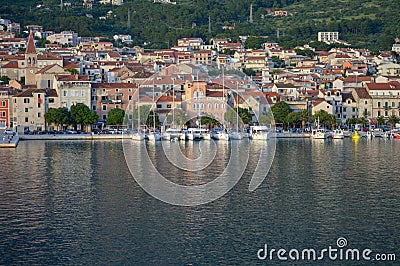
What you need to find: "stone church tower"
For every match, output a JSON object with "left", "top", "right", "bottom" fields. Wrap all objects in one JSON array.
[{"left": 25, "top": 31, "right": 37, "bottom": 86}]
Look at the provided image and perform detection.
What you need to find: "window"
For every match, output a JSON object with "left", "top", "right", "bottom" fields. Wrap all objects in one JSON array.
[
  {"left": 49, "top": 98, "right": 54, "bottom": 103},
  {"left": 93, "top": 106, "right": 97, "bottom": 111},
  {"left": 38, "top": 103, "right": 41, "bottom": 108},
  {"left": 157, "top": 104, "right": 162, "bottom": 108},
  {"left": 63, "top": 91, "right": 67, "bottom": 97},
  {"left": 343, "top": 107, "right": 347, "bottom": 112},
  {"left": 102, "top": 115, "right": 107, "bottom": 120},
  {"left": 24, "top": 98, "right": 30, "bottom": 104},
  {"left": 377, "top": 102, "right": 381, "bottom": 108},
  {"left": 1, "top": 101, "right": 5, "bottom": 107},
  {"left": 25, "top": 108, "right": 28, "bottom": 112},
  {"left": 352, "top": 108, "right": 356, "bottom": 112},
  {"left": 365, "top": 100, "right": 368, "bottom": 104},
  {"left": 25, "top": 117, "right": 28, "bottom": 122},
  {"left": 116, "top": 89, "right": 119, "bottom": 92},
  {"left": 102, "top": 105, "right": 106, "bottom": 111},
  {"left": 167, "top": 104, "right": 171, "bottom": 108},
  {"left": 38, "top": 112, "right": 41, "bottom": 118},
  {"left": 377, "top": 111, "right": 381, "bottom": 116},
  {"left": 1, "top": 111, "right": 5, "bottom": 117},
  {"left": 392, "top": 102, "right": 395, "bottom": 107},
  {"left": 129, "top": 96, "right": 132, "bottom": 100}
]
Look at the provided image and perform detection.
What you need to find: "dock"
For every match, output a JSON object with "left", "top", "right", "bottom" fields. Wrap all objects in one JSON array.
[{"left": 273, "top": 132, "right": 311, "bottom": 138}]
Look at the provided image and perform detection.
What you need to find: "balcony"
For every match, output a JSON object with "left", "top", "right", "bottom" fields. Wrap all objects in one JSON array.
[{"left": 101, "top": 99, "right": 123, "bottom": 104}]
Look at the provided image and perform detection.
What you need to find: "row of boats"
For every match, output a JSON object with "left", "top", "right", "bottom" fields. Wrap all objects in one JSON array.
[
  {"left": 131, "top": 126, "right": 270, "bottom": 141},
  {"left": 311, "top": 128, "right": 400, "bottom": 140}
]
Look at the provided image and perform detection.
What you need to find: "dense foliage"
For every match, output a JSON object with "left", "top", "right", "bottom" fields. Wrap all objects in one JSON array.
[{"left": 1, "top": 0, "right": 399, "bottom": 50}]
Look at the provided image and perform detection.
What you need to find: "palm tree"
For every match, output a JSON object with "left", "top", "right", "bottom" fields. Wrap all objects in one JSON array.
[
  {"left": 300, "top": 109, "right": 309, "bottom": 130},
  {"left": 377, "top": 116, "right": 386, "bottom": 127},
  {"left": 388, "top": 114, "right": 399, "bottom": 129}
]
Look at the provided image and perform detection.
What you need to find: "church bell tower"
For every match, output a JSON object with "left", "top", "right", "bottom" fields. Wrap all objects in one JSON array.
[{"left": 25, "top": 31, "right": 38, "bottom": 86}]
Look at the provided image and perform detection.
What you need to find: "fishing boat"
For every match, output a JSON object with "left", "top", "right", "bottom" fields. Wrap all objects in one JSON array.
[
  {"left": 147, "top": 130, "right": 162, "bottom": 141},
  {"left": 162, "top": 128, "right": 185, "bottom": 141},
  {"left": 249, "top": 125, "right": 269, "bottom": 140},
  {"left": 393, "top": 132, "right": 400, "bottom": 139},
  {"left": 211, "top": 129, "right": 229, "bottom": 140},
  {"left": 331, "top": 129, "right": 344, "bottom": 139},
  {"left": 186, "top": 128, "right": 207, "bottom": 141},
  {"left": 228, "top": 131, "right": 243, "bottom": 140},
  {"left": 311, "top": 118, "right": 330, "bottom": 139}
]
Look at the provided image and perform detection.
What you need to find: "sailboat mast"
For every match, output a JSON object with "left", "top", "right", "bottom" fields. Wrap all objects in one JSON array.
[
  {"left": 153, "top": 78, "right": 155, "bottom": 130},
  {"left": 172, "top": 77, "right": 175, "bottom": 127},
  {"left": 137, "top": 85, "right": 140, "bottom": 132},
  {"left": 236, "top": 82, "right": 239, "bottom": 132}
]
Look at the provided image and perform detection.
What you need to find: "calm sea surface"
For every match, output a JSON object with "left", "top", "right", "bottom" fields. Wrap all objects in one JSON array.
[{"left": 0, "top": 139, "right": 399, "bottom": 265}]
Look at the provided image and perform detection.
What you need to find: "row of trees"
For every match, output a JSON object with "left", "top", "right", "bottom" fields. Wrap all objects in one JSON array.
[{"left": 44, "top": 103, "right": 98, "bottom": 131}]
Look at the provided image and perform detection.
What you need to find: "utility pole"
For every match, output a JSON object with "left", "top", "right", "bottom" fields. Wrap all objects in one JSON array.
[
  {"left": 127, "top": 8, "right": 131, "bottom": 28},
  {"left": 249, "top": 4, "right": 253, "bottom": 23}
]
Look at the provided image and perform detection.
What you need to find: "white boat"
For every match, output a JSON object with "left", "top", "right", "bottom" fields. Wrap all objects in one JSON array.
[
  {"left": 211, "top": 129, "right": 229, "bottom": 140},
  {"left": 331, "top": 129, "right": 344, "bottom": 139},
  {"left": 186, "top": 128, "right": 205, "bottom": 141},
  {"left": 147, "top": 131, "right": 161, "bottom": 141},
  {"left": 311, "top": 128, "right": 330, "bottom": 139},
  {"left": 249, "top": 126, "right": 269, "bottom": 140},
  {"left": 229, "top": 131, "right": 243, "bottom": 140},
  {"left": 132, "top": 131, "right": 145, "bottom": 141},
  {"left": 311, "top": 118, "right": 330, "bottom": 139},
  {"left": 343, "top": 130, "right": 352, "bottom": 138},
  {"left": 202, "top": 132, "right": 211, "bottom": 140},
  {"left": 162, "top": 128, "right": 185, "bottom": 141}
]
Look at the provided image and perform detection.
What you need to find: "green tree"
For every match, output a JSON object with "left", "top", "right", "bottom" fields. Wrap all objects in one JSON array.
[
  {"left": 286, "top": 111, "right": 301, "bottom": 128},
  {"left": 165, "top": 109, "right": 187, "bottom": 127},
  {"left": 312, "top": 110, "right": 334, "bottom": 127},
  {"left": 224, "top": 107, "right": 252, "bottom": 126},
  {"left": 106, "top": 107, "right": 125, "bottom": 128},
  {"left": 377, "top": 116, "right": 386, "bottom": 127},
  {"left": 133, "top": 105, "right": 160, "bottom": 129},
  {"left": 70, "top": 103, "right": 98, "bottom": 131},
  {"left": 65, "top": 68, "right": 79, "bottom": 75},
  {"left": 300, "top": 109, "right": 310, "bottom": 129},
  {"left": 44, "top": 107, "right": 71, "bottom": 130},
  {"left": 200, "top": 115, "right": 221, "bottom": 129},
  {"left": 0, "top": 76, "right": 10, "bottom": 85},
  {"left": 271, "top": 101, "right": 292, "bottom": 124},
  {"left": 388, "top": 114, "right": 399, "bottom": 129},
  {"left": 244, "top": 37, "right": 265, "bottom": 49}
]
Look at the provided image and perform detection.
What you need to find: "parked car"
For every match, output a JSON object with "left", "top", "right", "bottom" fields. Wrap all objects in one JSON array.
[{"left": 4, "top": 129, "right": 16, "bottom": 135}]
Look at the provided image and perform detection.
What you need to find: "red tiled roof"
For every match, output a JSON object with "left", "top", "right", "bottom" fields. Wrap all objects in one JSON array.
[
  {"left": 2, "top": 61, "right": 18, "bottom": 68},
  {"left": 366, "top": 81, "right": 400, "bottom": 90},
  {"left": 353, "top": 88, "right": 372, "bottom": 99},
  {"left": 91, "top": 83, "right": 137, "bottom": 89},
  {"left": 157, "top": 96, "right": 181, "bottom": 102},
  {"left": 26, "top": 31, "right": 36, "bottom": 54}
]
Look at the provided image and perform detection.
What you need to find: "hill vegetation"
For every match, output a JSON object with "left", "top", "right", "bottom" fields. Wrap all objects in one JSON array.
[{"left": 1, "top": 0, "right": 399, "bottom": 50}]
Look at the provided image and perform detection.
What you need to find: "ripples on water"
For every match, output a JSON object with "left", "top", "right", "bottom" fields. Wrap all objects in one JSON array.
[{"left": 0, "top": 139, "right": 399, "bottom": 265}]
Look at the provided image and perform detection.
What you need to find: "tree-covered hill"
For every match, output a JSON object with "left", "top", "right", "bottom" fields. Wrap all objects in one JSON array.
[{"left": 1, "top": 0, "right": 399, "bottom": 50}]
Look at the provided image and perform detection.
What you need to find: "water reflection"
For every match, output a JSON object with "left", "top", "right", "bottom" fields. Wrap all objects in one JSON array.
[{"left": 0, "top": 139, "right": 399, "bottom": 264}]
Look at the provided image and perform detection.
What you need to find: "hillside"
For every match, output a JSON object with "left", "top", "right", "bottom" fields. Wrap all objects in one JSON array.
[{"left": 1, "top": 0, "right": 399, "bottom": 50}]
